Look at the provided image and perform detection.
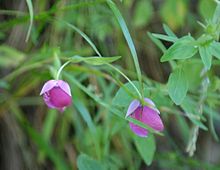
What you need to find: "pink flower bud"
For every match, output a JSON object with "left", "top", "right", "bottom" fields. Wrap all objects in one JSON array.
[
  {"left": 126, "top": 98, "right": 164, "bottom": 137},
  {"left": 40, "top": 80, "right": 72, "bottom": 112}
]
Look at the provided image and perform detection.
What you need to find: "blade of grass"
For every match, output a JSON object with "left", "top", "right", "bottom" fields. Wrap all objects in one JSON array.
[
  {"left": 65, "top": 22, "right": 102, "bottom": 57},
  {"left": 25, "top": 0, "right": 34, "bottom": 42},
  {"left": 162, "top": 24, "right": 178, "bottom": 38},
  {"left": 147, "top": 32, "right": 166, "bottom": 52},
  {"left": 152, "top": 33, "right": 177, "bottom": 42},
  {"left": 107, "top": 0, "right": 143, "bottom": 96}
]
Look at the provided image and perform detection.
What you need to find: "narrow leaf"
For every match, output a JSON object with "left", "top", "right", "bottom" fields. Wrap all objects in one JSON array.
[
  {"left": 161, "top": 36, "right": 197, "bottom": 62},
  {"left": 147, "top": 32, "right": 166, "bottom": 52},
  {"left": 199, "top": 45, "right": 212, "bottom": 70},
  {"left": 167, "top": 66, "right": 188, "bottom": 105},
  {"left": 152, "top": 33, "right": 177, "bottom": 42},
  {"left": 134, "top": 134, "right": 156, "bottom": 166},
  {"left": 25, "top": 0, "right": 34, "bottom": 42},
  {"left": 70, "top": 56, "right": 121, "bottom": 65},
  {"left": 162, "top": 24, "right": 178, "bottom": 38},
  {"left": 65, "top": 23, "right": 102, "bottom": 57},
  {"left": 210, "top": 41, "right": 220, "bottom": 59},
  {"left": 213, "top": 3, "right": 220, "bottom": 24},
  {"left": 107, "top": 0, "right": 142, "bottom": 86}
]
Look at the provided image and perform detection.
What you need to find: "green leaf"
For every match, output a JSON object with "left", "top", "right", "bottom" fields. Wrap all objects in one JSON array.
[
  {"left": 152, "top": 33, "right": 177, "bottom": 42},
  {"left": 161, "top": 36, "right": 197, "bottom": 62},
  {"left": 133, "top": 0, "right": 153, "bottom": 27},
  {"left": 210, "top": 41, "right": 220, "bottom": 59},
  {"left": 70, "top": 56, "right": 121, "bottom": 65},
  {"left": 147, "top": 32, "right": 166, "bottom": 52},
  {"left": 25, "top": 0, "right": 34, "bottom": 42},
  {"left": 112, "top": 81, "right": 149, "bottom": 108},
  {"left": 0, "top": 45, "right": 25, "bottom": 68},
  {"left": 163, "top": 24, "right": 177, "bottom": 38},
  {"left": 134, "top": 134, "right": 156, "bottom": 166},
  {"left": 167, "top": 66, "right": 188, "bottom": 105},
  {"left": 199, "top": 45, "right": 212, "bottom": 70},
  {"left": 213, "top": 3, "right": 220, "bottom": 24},
  {"left": 77, "top": 154, "right": 105, "bottom": 170}
]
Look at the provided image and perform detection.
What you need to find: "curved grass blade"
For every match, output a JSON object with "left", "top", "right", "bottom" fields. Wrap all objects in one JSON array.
[
  {"left": 107, "top": 0, "right": 143, "bottom": 94},
  {"left": 65, "top": 22, "right": 102, "bottom": 57},
  {"left": 162, "top": 24, "right": 178, "bottom": 38},
  {"left": 25, "top": 0, "right": 34, "bottom": 42}
]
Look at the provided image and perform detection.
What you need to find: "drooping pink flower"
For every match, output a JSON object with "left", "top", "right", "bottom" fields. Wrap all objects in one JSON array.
[
  {"left": 40, "top": 80, "right": 72, "bottom": 112},
  {"left": 126, "top": 98, "right": 164, "bottom": 137}
]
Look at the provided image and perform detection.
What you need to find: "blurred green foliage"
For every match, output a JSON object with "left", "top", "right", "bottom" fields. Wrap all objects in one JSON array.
[{"left": 0, "top": 0, "right": 220, "bottom": 170}]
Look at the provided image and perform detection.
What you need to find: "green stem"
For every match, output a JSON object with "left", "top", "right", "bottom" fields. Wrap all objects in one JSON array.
[
  {"left": 56, "top": 61, "right": 71, "bottom": 80},
  {"left": 107, "top": 64, "right": 142, "bottom": 100}
]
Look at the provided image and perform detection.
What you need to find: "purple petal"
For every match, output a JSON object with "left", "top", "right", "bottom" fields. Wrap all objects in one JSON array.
[
  {"left": 129, "top": 107, "right": 148, "bottom": 137},
  {"left": 144, "top": 98, "right": 155, "bottom": 107},
  {"left": 144, "top": 98, "right": 160, "bottom": 114},
  {"left": 40, "top": 80, "right": 57, "bottom": 95},
  {"left": 43, "top": 92, "right": 56, "bottom": 109},
  {"left": 49, "top": 87, "right": 72, "bottom": 108},
  {"left": 43, "top": 92, "right": 66, "bottom": 112},
  {"left": 57, "top": 80, "right": 72, "bottom": 96},
  {"left": 129, "top": 105, "right": 164, "bottom": 137},
  {"left": 141, "top": 106, "right": 164, "bottom": 131},
  {"left": 126, "top": 99, "right": 140, "bottom": 118}
]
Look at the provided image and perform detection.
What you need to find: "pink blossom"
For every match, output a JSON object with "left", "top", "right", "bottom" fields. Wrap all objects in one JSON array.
[
  {"left": 40, "top": 80, "right": 72, "bottom": 112},
  {"left": 126, "top": 98, "right": 164, "bottom": 137}
]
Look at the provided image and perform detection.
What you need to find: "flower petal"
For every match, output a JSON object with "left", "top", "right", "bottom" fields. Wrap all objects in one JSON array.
[
  {"left": 144, "top": 98, "right": 155, "bottom": 107},
  {"left": 57, "top": 80, "right": 72, "bottom": 96},
  {"left": 129, "top": 107, "right": 148, "bottom": 137},
  {"left": 43, "top": 92, "right": 56, "bottom": 109},
  {"left": 40, "top": 80, "right": 57, "bottom": 95},
  {"left": 126, "top": 99, "right": 140, "bottom": 118},
  {"left": 142, "top": 106, "right": 164, "bottom": 131},
  {"left": 144, "top": 98, "right": 160, "bottom": 114},
  {"left": 49, "top": 87, "right": 72, "bottom": 108}
]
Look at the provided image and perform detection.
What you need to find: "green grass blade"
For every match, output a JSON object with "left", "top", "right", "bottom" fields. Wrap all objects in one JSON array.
[
  {"left": 65, "top": 22, "right": 102, "bottom": 57},
  {"left": 162, "top": 24, "right": 177, "bottom": 38},
  {"left": 152, "top": 33, "right": 177, "bottom": 42},
  {"left": 25, "top": 0, "right": 34, "bottom": 42},
  {"left": 147, "top": 32, "right": 166, "bottom": 52},
  {"left": 107, "top": 0, "right": 143, "bottom": 95}
]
